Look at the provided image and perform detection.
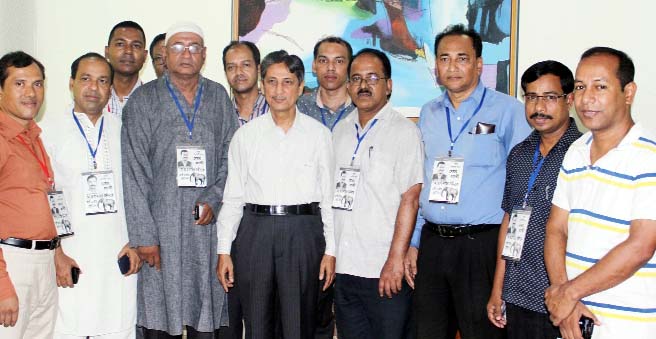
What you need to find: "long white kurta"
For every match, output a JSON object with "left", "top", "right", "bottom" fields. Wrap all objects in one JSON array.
[{"left": 42, "top": 111, "right": 136, "bottom": 336}]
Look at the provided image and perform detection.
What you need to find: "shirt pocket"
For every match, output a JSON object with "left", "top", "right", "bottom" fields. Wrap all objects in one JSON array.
[{"left": 466, "top": 133, "right": 502, "bottom": 167}]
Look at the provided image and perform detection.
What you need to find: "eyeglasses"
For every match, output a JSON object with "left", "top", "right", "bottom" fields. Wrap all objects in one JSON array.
[
  {"left": 168, "top": 43, "right": 204, "bottom": 54},
  {"left": 349, "top": 74, "right": 387, "bottom": 86},
  {"left": 523, "top": 94, "right": 567, "bottom": 104}
]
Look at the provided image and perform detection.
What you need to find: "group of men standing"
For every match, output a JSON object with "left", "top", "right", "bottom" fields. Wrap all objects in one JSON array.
[{"left": 0, "top": 18, "right": 653, "bottom": 339}]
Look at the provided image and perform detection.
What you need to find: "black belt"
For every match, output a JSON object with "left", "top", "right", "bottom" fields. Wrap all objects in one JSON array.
[
  {"left": 245, "top": 203, "right": 320, "bottom": 216},
  {"left": 425, "top": 222, "right": 499, "bottom": 238},
  {"left": 0, "top": 237, "right": 61, "bottom": 250}
]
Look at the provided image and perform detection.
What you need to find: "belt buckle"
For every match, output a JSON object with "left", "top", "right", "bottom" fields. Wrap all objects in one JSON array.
[
  {"left": 49, "top": 237, "right": 61, "bottom": 250},
  {"left": 437, "top": 225, "right": 455, "bottom": 238},
  {"left": 270, "top": 205, "right": 286, "bottom": 216}
]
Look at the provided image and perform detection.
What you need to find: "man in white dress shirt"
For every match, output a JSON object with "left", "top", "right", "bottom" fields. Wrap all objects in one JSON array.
[
  {"left": 42, "top": 52, "right": 140, "bottom": 339},
  {"left": 217, "top": 50, "right": 335, "bottom": 339},
  {"left": 331, "top": 48, "right": 423, "bottom": 339}
]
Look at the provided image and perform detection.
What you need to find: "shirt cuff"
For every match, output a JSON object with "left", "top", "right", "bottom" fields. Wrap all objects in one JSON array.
[{"left": 410, "top": 223, "right": 423, "bottom": 248}]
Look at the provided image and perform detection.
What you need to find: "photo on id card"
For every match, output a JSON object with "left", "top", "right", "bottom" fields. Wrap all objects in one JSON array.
[
  {"left": 82, "top": 171, "right": 118, "bottom": 215},
  {"left": 332, "top": 167, "right": 360, "bottom": 211}
]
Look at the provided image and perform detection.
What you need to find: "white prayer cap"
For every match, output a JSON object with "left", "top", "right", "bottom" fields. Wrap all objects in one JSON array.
[{"left": 165, "top": 22, "right": 205, "bottom": 45}]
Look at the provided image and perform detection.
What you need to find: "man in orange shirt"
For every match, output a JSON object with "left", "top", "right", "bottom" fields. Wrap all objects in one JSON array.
[{"left": 0, "top": 51, "right": 59, "bottom": 338}]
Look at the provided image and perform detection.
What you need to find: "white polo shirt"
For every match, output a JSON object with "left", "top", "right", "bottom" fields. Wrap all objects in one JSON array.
[
  {"left": 332, "top": 103, "right": 423, "bottom": 278},
  {"left": 552, "top": 123, "right": 656, "bottom": 339}
]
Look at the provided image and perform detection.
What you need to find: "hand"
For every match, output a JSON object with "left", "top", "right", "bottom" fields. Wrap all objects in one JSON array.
[
  {"left": 403, "top": 246, "right": 418, "bottom": 289},
  {"left": 379, "top": 255, "right": 404, "bottom": 298},
  {"left": 0, "top": 295, "right": 18, "bottom": 327},
  {"left": 195, "top": 203, "right": 214, "bottom": 226},
  {"left": 557, "top": 302, "right": 600, "bottom": 339},
  {"left": 545, "top": 282, "right": 578, "bottom": 325},
  {"left": 118, "top": 244, "right": 142, "bottom": 276},
  {"left": 217, "top": 254, "right": 234, "bottom": 292},
  {"left": 486, "top": 292, "right": 506, "bottom": 328},
  {"left": 136, "top": 245, "right": 161, "bottom": 271},
  {"left": 319, "top": 255, "right": 335, "bottom": 291},
  {"left": 54, "top": 247, "right": 80, "bottom": 288}
]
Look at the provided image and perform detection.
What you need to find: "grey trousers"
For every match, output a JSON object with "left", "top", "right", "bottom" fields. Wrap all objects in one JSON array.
[{"left": 231, "top": 210, "right": 326, "bottom": 339}]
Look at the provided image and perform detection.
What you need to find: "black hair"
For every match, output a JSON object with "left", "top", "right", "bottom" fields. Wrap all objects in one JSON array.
[
  {"left": 521, "top": 60, "right": 574, "bottom": 94},
  {"left": 312, "top": 36, "right": 353, "bottom": 61},
  {"left": 260, "top": 50, "right": 305, "bottom": 83},
  {"left": 222, "top": 41, "right": 261, "bottom": 71},
  {"left": 0, "top": 51, "right": 45, "bottom": 88},
  {"left": 149, "top": 33, "right": 166, "bottom": 56},
  {"left": 349, "top": 48, "right": 392, "bottom": 78},
  {"left": 70, "top": 52, "right": 114, "bottom": 85},
  {"left": 580, "top": 46, "right": 635, "bottom": 90},
  {"left": 107, "top": 20, "right": 146, "bottom": 45},
  {"left": 434, "top": 23, "right": 482, "bottom": 58}
]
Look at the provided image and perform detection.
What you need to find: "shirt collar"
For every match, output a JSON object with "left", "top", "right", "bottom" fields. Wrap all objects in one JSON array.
[
  {"left": 265, "top": 106, "right": 307, "bottom": 133},
  {"left": 111, "top": 78, "right": 143, "bottom": 101},
  {"left": 0, "top": 111, "right": 40, "bottom": 141},
  {"left": 527, "top": 117, "right": 582, "bottom": 152},
  {"left": 314, "top": 87, "right": 352, "bottom": 113},
  {"left": 584, "top": 122, "right": 643, "bottom": 150},
  {"left": 440, "top": 79, "right": 485, "bottom": 111},
  {"left": 349, "top": 101, "right": 393, "bottom": 128}
]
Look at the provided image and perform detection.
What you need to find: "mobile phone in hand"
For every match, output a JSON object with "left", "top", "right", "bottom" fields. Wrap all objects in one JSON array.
[
  {"left": 71, "top": 267, "right": 80, "bottom": 284},
  {"left": 118, "top": 254, "right": 130, "bottom": 274},
  {"left": 579, "top": 316, "right": 594, "bottom": 339}
]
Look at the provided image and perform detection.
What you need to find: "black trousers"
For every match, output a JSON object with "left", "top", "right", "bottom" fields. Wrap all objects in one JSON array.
[
  {"left": 334, "top": 274, "right": 412, "bottom": 339},
  {"left": 142, "top": 326, "right": 232, "bottom": 338},
  {"left": 414, "top": 225, "right": 505, "bottom": 339},
  {"left": 506, "top": 303, "right": 560, "bottom": 339},
  {"left": 232, "top": 211, "right": 325, "bottom": 339}
]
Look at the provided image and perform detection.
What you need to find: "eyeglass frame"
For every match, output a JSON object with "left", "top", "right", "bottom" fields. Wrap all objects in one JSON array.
[
  {"left": 349, "top": 74, "right": 388, "bottom": 86},
  {"left": 523, "top": 93, "right": 569, "bottom": 104},
  {"left": 167, "top": 43, "right": 204, "bottom": 55}
]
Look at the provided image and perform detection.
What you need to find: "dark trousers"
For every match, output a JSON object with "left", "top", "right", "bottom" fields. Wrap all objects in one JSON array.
[
  {"left": 414, "top": 226, "right": 504, "bottom": 339},
  {"left": 315, "top": 283, "right": 335, "bottom": 339},
  {"left": 335, "top": 273, "right": 412, "bottom": 339},
  {"left": 232, "top": 211, "right": 325, "bottom": 339},
  {"left": 142, "top": 326, "right": 232, "bottom": 338},
  {"left": 506, "top": 303, "right": 560, "bottom": 339}
]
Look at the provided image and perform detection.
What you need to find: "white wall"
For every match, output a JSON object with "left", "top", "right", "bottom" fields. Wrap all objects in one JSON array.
[
  {"left": 1, "top": 0, "right": 653, "bottom": 127},
  {"left": 517, "top": 1, "right": 655, "bottom": 128}
]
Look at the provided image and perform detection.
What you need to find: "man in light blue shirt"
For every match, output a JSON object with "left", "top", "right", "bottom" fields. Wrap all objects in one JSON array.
[{"left": 405, "top": 24, "right": 530, "bottom": 339}]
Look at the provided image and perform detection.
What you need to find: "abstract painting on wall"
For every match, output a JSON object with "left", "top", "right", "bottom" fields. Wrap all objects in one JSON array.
[{"left": 233, "top": 0, "right": 518, "bottom": 116}]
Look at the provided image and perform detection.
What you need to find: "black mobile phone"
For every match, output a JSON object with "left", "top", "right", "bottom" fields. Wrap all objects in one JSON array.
[
  {"left": 579, "top": 316, "right": 594, "bottom": 339},
  {"left": 118, "top": 254, "right": 130, "bottom": 274},
  {"left": 194, "top": 204, "right": 204, "bottom": 221},
  {"left": 71, "top": 267, "right": 80, "bottom": 284}
]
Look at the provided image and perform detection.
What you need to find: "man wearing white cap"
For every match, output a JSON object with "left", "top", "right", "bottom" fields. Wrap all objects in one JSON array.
[{"left": 122, "top": 22, "right": 238, "bottom": 338}]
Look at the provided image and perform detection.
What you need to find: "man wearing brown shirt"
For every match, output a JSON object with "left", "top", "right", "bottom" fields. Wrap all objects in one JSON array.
[{"left": 0, "top": 51, "right": 59, "bottom": 338}]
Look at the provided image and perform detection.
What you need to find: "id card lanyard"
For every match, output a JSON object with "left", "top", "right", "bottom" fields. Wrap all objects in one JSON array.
[
  {"left": 166, "top": 78, "right": 204, "bottom": 140},
  {"left": 16, "top": 134, "right": 54, "bottom": 190},
  {"left": 523, "top": 142, "right": 546, "bottom": 208},
  {"left": 320, "top": 106, "right": 348, "bottom": 132},
  {"left": 351, "top": 119, "right": 378, "bottom": 166},
  {"left": 445, "top": 88, "right": 487, "bottom": 156},
  {"left": 72, "top": 110, "right": 104, "bottom": 170}
]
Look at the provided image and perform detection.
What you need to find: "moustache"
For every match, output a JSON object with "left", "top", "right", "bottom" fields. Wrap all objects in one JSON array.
[
  {"left": 529, "top": 112, "right": 553, "bottom": 120},
  {"left": 357, "top": 89, "right": 372, "bottom": 95}
]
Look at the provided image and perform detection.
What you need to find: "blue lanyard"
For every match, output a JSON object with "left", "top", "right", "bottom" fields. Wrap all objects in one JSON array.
[
  {"left": 72, "top": 110, "right": 104, "bottom": 170},
  {"left": 523, "top": 142, "right": 546, "bottom": 207},
  {"left": 320, "top": 106, "right": 348, "bottom": 132},
  {"left": 352, "top": 119, "right": 378, "bottom": 163},
  {"left": 445, "top": 88, "right": 487, "bottom": 156},
  {"left": 165, "top": 78, "right": 203, "bottom": 140}
]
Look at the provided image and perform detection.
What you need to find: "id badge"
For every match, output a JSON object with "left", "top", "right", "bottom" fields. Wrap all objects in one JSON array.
[
  {"left": 47, "top": 191, "right": 74, "bottom": 237},
  {"left": 82, "top": 171, "right": 118, "bottom": 215},
  {"left": 176, "top": 146, "right": 207, "bottom": 187},
  {"left": 501, "top": 206, "right": 532, "bottom": 261},
  {"left": 429, "top": 156, "right": 464, "bottom": 204},
  {"left": 332, "top": 166, "right": 360, "bottom": 211}
]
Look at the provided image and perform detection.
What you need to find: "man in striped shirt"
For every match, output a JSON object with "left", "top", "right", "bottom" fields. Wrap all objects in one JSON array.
[
  {"left": 545, "top": 47, "right": 656, "bottom": 339},
  {"left": 223, "top": 41, "right": 267, "bottom": 126}
]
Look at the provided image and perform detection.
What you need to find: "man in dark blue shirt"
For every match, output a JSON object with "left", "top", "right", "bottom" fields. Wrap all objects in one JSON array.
[{"left": 486, "top": 60, "right": 582, "bottom": 339}]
